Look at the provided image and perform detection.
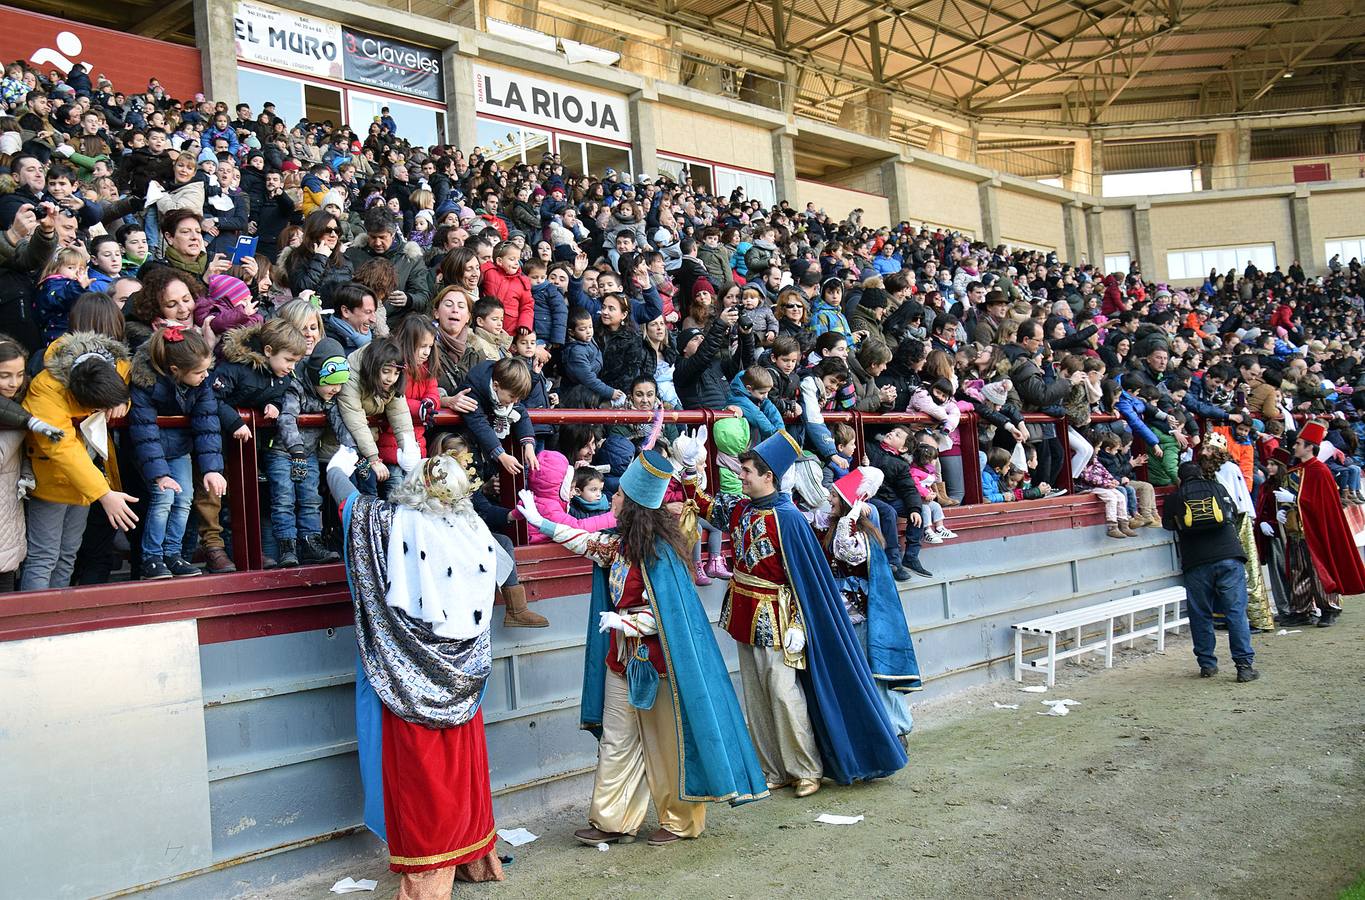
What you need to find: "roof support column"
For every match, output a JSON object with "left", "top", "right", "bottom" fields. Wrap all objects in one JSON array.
[
  {"left": 1289, "top": 187, "right": 1318, "bottom": 275},
  {"left": 1211, "top": 123, "right": 1251, "bottom": 190},
  {"left": 193, "top": 0, "right": 238, "bottom": 109},
  {"left": 978, "top": 178, "right": 1001, "bottom": 247},
  {"left": 772, "top": 127, "right": 798, "bottom": 205}
]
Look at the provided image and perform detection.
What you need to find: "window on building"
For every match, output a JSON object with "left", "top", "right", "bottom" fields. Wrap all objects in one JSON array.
[
  {"left": 1325, "top": 237, "right": 1365, "bottom": 266},
  {"left": 715, "top": 167, "right": 776, "bottom": 207},
  {"left": 1102, "top": 169, "right": 1195, "bottom": 197},
  {"left": 238, "top": 69, "right": 304, "bottom": 128},
  {"left": 585, "top": 141, "right": 632, "bottom": 181},
  {"left": 1103, "top": 253, "right": 1132, "bottom": 275},
  {"left": 1167, "top": 243, "right": 1276, "bottom": 281},
  {"left": 658, "top": 155, "right": 713, "bottom": 194},
  {"left": 348, "top": 93, "right": 443, "bottom": 149},
  {"left": 475, "top": 119, "right": 551, "bottom": 166}
]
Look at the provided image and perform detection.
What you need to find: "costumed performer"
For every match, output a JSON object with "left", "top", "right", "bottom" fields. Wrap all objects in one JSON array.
[
  {"left": 327, "top": 444, "right": 512, "bottom": 899},
  {"left": 514, "top": 443, "right": 769, "bottom": 848},
  {"left": 1274, "top": 421, "right": 1365, "bottom": 626},
  {"left": 679, "top": 429, "right": 907, "bottom": 797},
  {"left": 822, "top": 467, "right": 921, "bottom": 747}
]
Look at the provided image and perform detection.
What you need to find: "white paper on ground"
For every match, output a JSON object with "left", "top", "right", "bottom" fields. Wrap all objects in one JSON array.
[
  {"left": 1019, "top": 685, "right": 1048, "bottom": 693},
  {"left": 596, "top": 843, "right": 610, "bottom": 851},
  {"left": 1043, "top": 699, "right": 1081, "bottom": 707},
  {"left": 1276, "top": 629, "right": 1302, "bottom": 635},
  {"left": 816, "top": 813, "right": 865, "bottom": 825},
  {"left": 330, "top": 877, "right": 378, "bottom": 893},
  {"left": 992, "top": 702, "right": 1020, "bottom": 710},
  {"left": 497, "top": 827, "right": 539, "bottom": 847},
  {"left": 1037, "top": 704, "right": 1069, "bottom": 716}
]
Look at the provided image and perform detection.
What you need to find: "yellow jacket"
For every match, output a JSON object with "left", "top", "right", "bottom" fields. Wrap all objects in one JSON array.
[{"left": 24, "top": 333, "right": 131, "bottom": 506}]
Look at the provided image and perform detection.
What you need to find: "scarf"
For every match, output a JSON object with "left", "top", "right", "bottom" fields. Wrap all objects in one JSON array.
[
  {"left": 164, "top": 245, "right": 208, "bottom": 277},
  {"left": 439, "top": 325, "right": 468, "bottom": 359},
  {"left": 490, "top": 379, "right": 521, "bottom": 439},
  {"left": 330, "top": 314, "right": 373, "bottom": 348}
]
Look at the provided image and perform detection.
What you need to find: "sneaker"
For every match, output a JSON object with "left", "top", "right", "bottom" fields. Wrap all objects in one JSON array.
[
  {"left": 693, "top": 560, "right": 712, "bottom": 586},
  {"left": 937, "top": 526, "right": 958, "bottom": 539},
  {"left": 165, "top": 555, "right": 201, "bottom": 577},
  {"left": 924, "top": 529, "right": 943, "bottom": 544},
  {"left": 1235, "top": 665, "right": 1260, "bottom": 683},
  {"left": 140, "top": 557, "right": 173, "bottom": 580},
  {"left": 1199, "top": 666, "right": 1218, "bottom": 678}
]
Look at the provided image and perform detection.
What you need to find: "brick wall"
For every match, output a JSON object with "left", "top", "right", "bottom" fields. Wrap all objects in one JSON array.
[
  {"left": 997, "top": 188, "right": 1065, "bottom": 251},
  {"left": 903, "top": 164, "right": 982, "bottom": 235},
  {"left": 1148, "top": 196, "right": 1295, "bottom": 282}
]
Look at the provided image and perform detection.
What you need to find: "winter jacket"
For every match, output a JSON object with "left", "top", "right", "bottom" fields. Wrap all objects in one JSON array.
[
  {"left": 23, "top": 333, "right": 130, "bottom": 505},
  {"left": 726, "top": 371, "right": 785, "bottom": 441},
  {"left": 598, "top": 326, "right": 654, "bottom": 396},
  {"left": 526, "top": 450, "right": 616, "bottom": 542},
  {"left": 980, "top": 464, "right": 1008, "bottom": 503},
  {"left": 811, "top": 297, "right": 854, "bottom": 346},
  {"left": 35, "top": 276, "right": 86, "bottom": 345},
  {"left": 128, "top": 347, "right": 224, "bottom": 485},
  {"left": 509, "top": 199, "right": 541, "bottom": 238},
  {"left": 211, "top": 322, "right": 294, "bottom": 433},
  {"left": 287, "top": 249, "right": 354, "bottom": 301},
  {"left": 0, "top": 428, "right": 24, "bottom": 571},
  {"left": 338, "top": 345, "right": 415, "bottom": 464},
  {"left": 675, "top": 318, "right": 752, "bottom": 411},
  {"left": 744, "top": 239, "right": 777, "bottom": 277},
  {"left": 532, "top": 280, "right": 568, "bottom": 346},
  {"left": 1115, "top": 390, "right": 1161, "bottom": 447},
  {"left": 867, "top": 441, "right": 922, "bottom": 513},
  {"left": 377, "top": 369, "right": 439, "bottom": 464},
  {"left": 206, "top": 189, "right": 251, "bottom": 257},
  {"left": 479, "top": 260, "right": 534, "bottom": 334},
  {"left": 344, "top": 240, "right": 432, "bottom": 314},
  {"left": 908, "top": 387, "right": 963, "bottom": 454},
  {"left": 273, "top": 377, "right": 350, "bottom": 460},
  {"left": 193, "top": 288, "right": 263, "bottom": 338},
  {"left": 712, "top": 415, "right": 750, "bottom": 495},
  {"left": 459, "top": 359, "right": 534, "bottom": 465},
  {"left": 696, "top": 244, "right": 733, "bottom": 289},
  {"left": 561, "top": 337, "right": 613, "bottom": 401},
  {"left": 1075, "top": 457, "right": 1119, "bottom": 490}
]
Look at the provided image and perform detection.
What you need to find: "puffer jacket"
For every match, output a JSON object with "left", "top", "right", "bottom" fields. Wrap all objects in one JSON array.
[
  {"left": 377, "top": 368, "right": 439, "bottom": 464},
  {"left": 23, "top": 332, "right": 131, "bottom": 506},
  {"left": 480, "top": 260, "right": 534, "bottom": 334},
  {"left": 712, "top": 415, "right": 750, "bottom": 495},
  {"left": 526, "top": 449, "right": 616, "bottom": 542},
  {"left": 273, "top": 377, "right": 351, "bottom": 460},
  {"left": 726, "top": 371, "right": 784, "bottom": 441},
  {"left": 212, "top": 322, "right": 294, "bottom": 433},
  {"left": 128, "top": 346, "right": 224, "bottom": 485}
]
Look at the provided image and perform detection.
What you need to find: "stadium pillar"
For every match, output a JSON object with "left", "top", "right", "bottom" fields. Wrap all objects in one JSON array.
[
  {"left": 629, "top": 91, "right": 659, "bottom": 182},
  {"left": 1211, "top": 123, "right": 1251, "bottom": 189},
  {"left": 882, "top": 155, "right": 909, "bottom": 224},
  {"left": 1086, "top": 206, "right": 1105, "bottom": 271},
  {"left": 193, "top": 0, "right": 239, "bottom": 108},
  {"left": 1289, "top": 188, "right": 1318, "bottom": 274},
  {"left": 1132, "top": 202, "right": 1156, "bottom": 279},
  {"left": 1063, "top": 201, "right": 1085, "bottom": 266},
  {"left": 772, "top": 127, "right": 798, "bottom": 205},
  {"left": 444, "top": 50, "right": 479, "bottom": 151},
  {"left": 977, "top": 178, "right": 1001, "bottom": 246}
]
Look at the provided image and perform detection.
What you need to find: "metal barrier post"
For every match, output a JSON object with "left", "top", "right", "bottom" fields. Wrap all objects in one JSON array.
[
  {"left": 1056, "top": 415, "right": 1076, "bottom": 494},
  {"left": 959, "top": 410, "right": 985, "bottom": 505}
]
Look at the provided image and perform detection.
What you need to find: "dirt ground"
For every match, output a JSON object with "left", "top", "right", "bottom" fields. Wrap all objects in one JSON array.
[{"left": 266, "top": 613, "right": 1365, "bottom": 900}]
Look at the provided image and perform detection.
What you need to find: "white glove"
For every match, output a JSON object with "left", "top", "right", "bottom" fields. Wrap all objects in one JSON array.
[
  {"left": 55, "top": 143, "right": 74, "bottom": 158},
  {"left": 783, "top": 626, "right": 805, "bottom": 655},
  {"left": 328, "top": 444, "right": 360, "bottom": 477},
  {"left": 598, "top": 611, "right": 626, "bottom": 633},
  {"left": 1273, "top": 488, "right": 1295, "bottom": 505},
  {"left": 1276, "top": 508, "right": 1288, "bottom": 524},
  {"left": 145, "top": 180, "right": 167, "bottom": 205},
  {"left": 396, "top": 437, "right": 419, "bottom": 473},
  {"left": 841, "top": 499, "right": 866, "bottom": 524},
  {"left": 16, "top": 471, "right": 35, "bottom": 501},
  {"left": 516, "top": 489, "right": 544, "bottom": 529},
  {"left": 1260, "top": 521, "right": 1274, "bottom": 537}
]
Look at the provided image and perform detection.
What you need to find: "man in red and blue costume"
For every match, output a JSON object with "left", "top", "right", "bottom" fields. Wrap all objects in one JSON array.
[{"left": 681, "top": 429, "right": 907, "bottom": 797}]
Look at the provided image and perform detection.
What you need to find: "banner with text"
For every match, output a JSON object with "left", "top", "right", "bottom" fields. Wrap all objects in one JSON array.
[
  {"left": 342, "top": 28, "right": 443, "bottom": 102},
  {"left": 234, "top": 1, "right": 343, "bottom": 80},
  {"left": 473, "top": 64, "right": 629, "bottom": 143}
]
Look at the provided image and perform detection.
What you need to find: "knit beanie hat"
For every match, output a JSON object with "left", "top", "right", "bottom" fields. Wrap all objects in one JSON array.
[
  {"left": 207, "top": 274, "right": 252, "bottom": 308},
  {"left": 691, "top": 277, "right": 716, "bottom": 301},
  {"left": 982, "top": 380, "right": 1010, "bottom": 407},
  {"left": 860, "top": 286, "right": 888, "bottom": 310},
  {"left": 306, "top": 337, "right": 351, "bottom": 386}
]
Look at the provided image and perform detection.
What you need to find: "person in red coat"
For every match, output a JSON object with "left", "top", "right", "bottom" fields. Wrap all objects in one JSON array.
[
  {"left": 480, "top": 243, "right": 534, "bottom": 335},
  {"left": 378, "top": 315, "right": 441, "bottom": 465},
  {"left": 1273, "top": 421, "right": 1365, "bottom": 627}
]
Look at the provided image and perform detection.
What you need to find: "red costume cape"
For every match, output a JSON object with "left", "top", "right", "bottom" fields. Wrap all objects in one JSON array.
[{"left": 1294, "top": 457, "right": 1365, "bottom": 596}]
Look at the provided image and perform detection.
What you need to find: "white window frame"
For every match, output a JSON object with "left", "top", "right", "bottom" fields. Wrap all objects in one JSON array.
[
  {"left": 714, "top": 166, "right": 776, "bottom": 207},
  {"left": 1103, "top": 253, "right": 1132, "bottom": 275},
  {"left": 347, "top": 90, "right": 443, "bottom": 149},
  {"left": 1166, "top": 243, "right": 1276, "bottom": 281},
  {"left": 657, "top": 154, "right": 713, "bottom": 194},
  {"left": 1325, "top": 237, "right": 1365, "bottom": 266}
]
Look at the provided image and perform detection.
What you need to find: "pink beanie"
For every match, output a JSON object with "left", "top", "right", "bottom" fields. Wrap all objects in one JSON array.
[{"left": 207, "top": 274, "right": 252, "bottom": 308}]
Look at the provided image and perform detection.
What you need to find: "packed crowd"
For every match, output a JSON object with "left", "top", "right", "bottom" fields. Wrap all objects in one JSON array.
[{"left": 1, "top": 60, "right": 1364, "bottom": 620}]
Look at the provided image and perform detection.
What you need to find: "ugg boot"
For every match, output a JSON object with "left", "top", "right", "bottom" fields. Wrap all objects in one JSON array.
[
  {"left": 1118, "top": 518, "right": 1139, "bottom": 537},
  {"left": 1106, "top": 521, "right": 1128, "bottom": 539},
  {"left": 705, "top": 555, "right": 733, "bottom": 580},
  {"left": 1140, "top": 507, "right": 1160, "bottom": 526},
  {"left": 502, "top": 584, "right": 548, "bottom": 627},
  {"left": 693, "top": 560, "right": 713, "bottom": 586}
]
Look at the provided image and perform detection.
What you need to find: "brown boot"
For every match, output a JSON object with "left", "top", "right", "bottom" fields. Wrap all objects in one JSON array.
[
  {"left": 502, "top": 584, "right": 548, "bottom": 627},
  {"left": 1119, "top": 518, "right": 1139, "bottom": 537},
  {"left": 1106, "top": 522, "right": 1128, "bottom": 539},
  {"left": 1140, "top": 509, "right": 1160, "bottom": 526},
  {"left": 204, "top": 547, "right": 236, "bottom": 573}
]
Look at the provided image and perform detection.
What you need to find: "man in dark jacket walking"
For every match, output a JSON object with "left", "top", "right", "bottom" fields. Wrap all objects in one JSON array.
[{"left": 1162, "top": 462, "right": 1259, "bottom": 682}]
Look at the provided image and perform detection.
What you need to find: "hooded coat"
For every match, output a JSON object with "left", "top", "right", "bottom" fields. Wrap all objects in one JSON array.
[
  {"left": 526, "top": 449, "right": 616, "bottom": 543},
  {"left": 212, "top": 321, "right": 294, "bottom": 433},
  {"left": 128, "top": 344, "right": 225, "bottom": 485}
]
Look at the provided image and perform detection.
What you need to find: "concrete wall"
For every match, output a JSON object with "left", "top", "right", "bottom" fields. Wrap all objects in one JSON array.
[
  {"left": 902, "top": 164, "right": 983, "bottom": 235},
  {"left": 997, "top": 188, "right": 1065, "bottom": 251},
  {"left": 795, "top": 178, "right": 891, "bottom": 228},
  {"left": 1307, "top": 188, "right": 1365, "bottom": 244},
  {"left": 1102, "top": 207, "right": 1137, "bottom": 257},
  {"left": 1146, "top": 195, "right": 1297, "bottom": 283},
  {"left": 1246, "top": 153, "right": 1365, "bottom": 187},
  {"left": 654, "top": 103, "right": 775, "bottom": 172}
]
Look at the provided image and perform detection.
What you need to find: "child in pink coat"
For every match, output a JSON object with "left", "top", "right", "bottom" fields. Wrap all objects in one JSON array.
[{"left": 525, "top": 450, "right": 616, "bottom": 542}]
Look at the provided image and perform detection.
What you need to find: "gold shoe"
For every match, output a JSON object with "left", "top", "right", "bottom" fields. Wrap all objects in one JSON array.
[
  {"left": 765, "top": 779, "right": 791, "bottom": 791},
  {"left": 793, "top": 778, "right": 821, "bottom": 798}
]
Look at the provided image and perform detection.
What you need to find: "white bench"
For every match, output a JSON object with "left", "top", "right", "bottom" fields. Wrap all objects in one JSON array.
[{"left": 1012, "top": 587, "right": 1188, "bottom": 686}]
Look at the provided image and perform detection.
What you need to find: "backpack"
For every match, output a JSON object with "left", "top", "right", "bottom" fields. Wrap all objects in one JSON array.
[{"left": 1177, "top": 478, "right": 1227, "bottom": 531}]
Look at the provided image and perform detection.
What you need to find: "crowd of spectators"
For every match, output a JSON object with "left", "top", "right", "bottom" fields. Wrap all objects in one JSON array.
[{"left": 2, "top": 59, "right": 1365, "bottom": 593}]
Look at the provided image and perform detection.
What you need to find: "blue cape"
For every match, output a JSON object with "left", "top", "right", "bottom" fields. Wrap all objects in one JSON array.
[
  {"left": 580, "top": 538, "right": 769, "bottom": 805},
  {"left": 865, "top": 528, "right": 923, "bottom": 693},
  {"left": 770, "top": 494, "right": 908, "bottom": 783}
]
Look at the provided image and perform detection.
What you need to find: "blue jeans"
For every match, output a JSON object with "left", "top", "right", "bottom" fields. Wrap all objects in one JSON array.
[
  {"left": 142, "top": 454, "right": 194, "bottom": 559},
  {"left": 1183, "top": 557, "right": 1254, "bottom": 669},
  {"left": 264, "top": 451, "right": 322, "bottom": 541},
  {"left": 873, "top": 497, "right": 924, "bottom": 567},
  {"left": 1121, "top": 484, "right": 1138, "bottom": 517}
]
